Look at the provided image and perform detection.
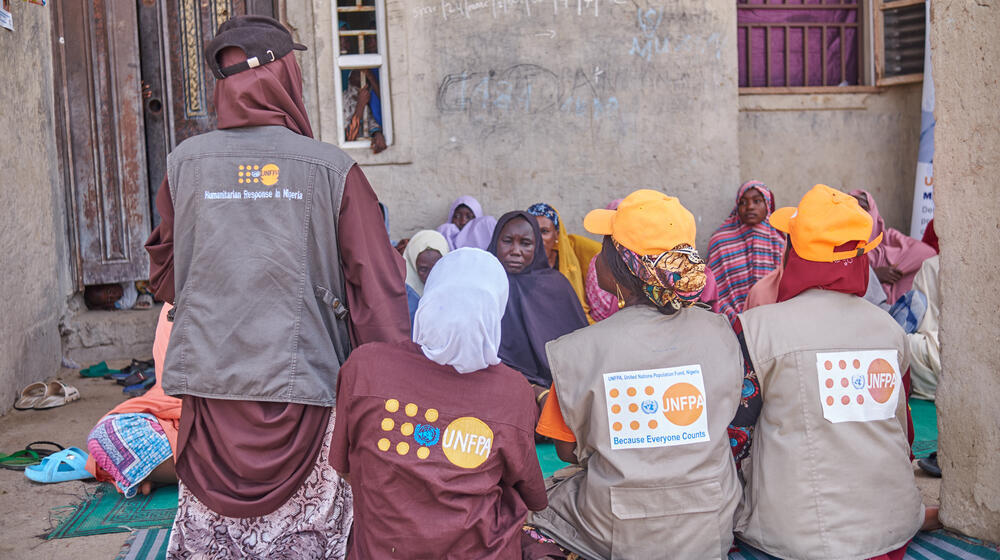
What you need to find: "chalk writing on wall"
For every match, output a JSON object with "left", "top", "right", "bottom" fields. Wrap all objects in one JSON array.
[
  {"left": 414, "top": 0, "right": 628, "bottom": 21},
  {"left": 437, "top": 63, "right": 625, "bottom": 121},
  {"left": 630, "top": 7, "right": 725, "bottom": 61}
]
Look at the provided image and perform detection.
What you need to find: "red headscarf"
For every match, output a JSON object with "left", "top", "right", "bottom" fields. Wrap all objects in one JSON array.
[
  {"left": 215, "top": 47, "right": 313, "bottom": 137},
  {"left": 777, "top": 245, "right": 870, "bottom": 303}
]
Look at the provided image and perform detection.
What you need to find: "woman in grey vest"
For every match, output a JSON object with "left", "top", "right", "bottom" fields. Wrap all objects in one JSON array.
[
  {"left": 525, "top": 189, "right": 745, "bottom": 560},
  {"left": 735, "top": 184, "right": 938, "bottom": 560}
]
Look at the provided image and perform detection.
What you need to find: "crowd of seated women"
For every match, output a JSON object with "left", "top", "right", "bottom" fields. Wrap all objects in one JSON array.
[{"left": 86, "top": 182, "right": 941, "bottom": 560}]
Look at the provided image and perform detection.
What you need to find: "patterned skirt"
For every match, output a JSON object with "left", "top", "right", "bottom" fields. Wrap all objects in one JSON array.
[{"left": 166, "top": 412, "right": 352, "bottom": 559}]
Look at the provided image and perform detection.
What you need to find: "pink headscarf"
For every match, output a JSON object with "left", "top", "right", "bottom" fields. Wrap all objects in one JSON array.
[{"left": 849, "top": 189, "right": 936, "bottom": 304}]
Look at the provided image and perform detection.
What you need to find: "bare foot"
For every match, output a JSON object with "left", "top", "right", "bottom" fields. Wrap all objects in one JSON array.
[
  {"left": 921, "top": 506, "right": 942, "bottom": 531},
  {"left": 140, "top": 480, "right": 154, "bottom": 495}
]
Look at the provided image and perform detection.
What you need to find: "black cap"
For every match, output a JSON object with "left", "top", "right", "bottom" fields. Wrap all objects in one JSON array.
[{"left": 204, "top": 15, "right": 306, "bottom": 80}]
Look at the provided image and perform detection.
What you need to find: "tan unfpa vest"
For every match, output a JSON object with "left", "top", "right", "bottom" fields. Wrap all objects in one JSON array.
[
  {"left": 532, "top": 305, "right": 743, "bottom": 560},
  {"left": 736, "top": 289, "right": 923, "bottom": 560}
]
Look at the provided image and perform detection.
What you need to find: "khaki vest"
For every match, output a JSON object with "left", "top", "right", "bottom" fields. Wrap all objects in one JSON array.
[
  {"left": 532, "top": 305, "right": 743, "bottom": 560},
  {"left": 736, "top": 289, "right": 923, "bottom": 560},
  {"left": 164, "top": 126, "right": 354, "bottom": 406}
]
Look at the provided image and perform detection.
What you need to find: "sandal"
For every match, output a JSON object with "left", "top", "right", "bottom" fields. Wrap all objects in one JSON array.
[
  {"left": 79, "top": 361, "right": 121, "bottom": 378},
  {"left": 109, "top": 359, "right": 154, "bottom": 381},
  {"left": 117, "top": 366, "right": 154, "bottom": 387},
  {"left": 24, "top": 447, "right": 94, "bottom": 483},
  {"left": 0, "top": 441, "right": 65, "bottom": 471},
  {"left": 33, "top": 381, "right": 81, "bottom": 410},
  {"left": 123, "top": 376, "right": 156, "bottom": 398},
  {"left": 13, "top": 382, "right": 48, "bottom": 410}
]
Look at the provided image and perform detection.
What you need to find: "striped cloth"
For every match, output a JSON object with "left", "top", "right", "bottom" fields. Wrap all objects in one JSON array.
[
  {"left": 731, "top": 531, "right": 1000, "bottom": 560},
  {"left": 707, "top": 181, "right": 786, "bottom": 324}
]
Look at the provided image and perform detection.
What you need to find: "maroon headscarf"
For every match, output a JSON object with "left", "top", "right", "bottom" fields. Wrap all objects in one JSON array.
[
  {"left": 173, "top": 47, "right": 330, "bottom": 518},
  {"left": 214, "top": 46, "right": 313, "bottom": 137},
  {"left": 776, "top": 245, "right": 870, "bottom": 303}
]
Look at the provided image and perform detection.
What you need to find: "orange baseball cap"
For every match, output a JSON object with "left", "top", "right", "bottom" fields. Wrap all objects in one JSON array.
[
  {"left": 584, "top": 189, "right": 696, "bottom": 255},
  {"left": 769, "top": 184, "right": 883, "bottom": 263}
]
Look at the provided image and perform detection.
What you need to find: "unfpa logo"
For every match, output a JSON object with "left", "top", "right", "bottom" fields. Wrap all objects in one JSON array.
[
  {"left": 238, "top": 163, "right": 280, "bottom": 186},
  {"left": 867, "top": 358, "right": 896, "bottom": 404},
  {"left": 662, "top": 382, "right": 705, "bottom": 427}
]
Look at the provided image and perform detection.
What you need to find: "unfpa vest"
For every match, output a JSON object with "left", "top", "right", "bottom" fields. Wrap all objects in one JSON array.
[
  {"left": 736, "top": 289, "right": 923, "bottom": 560},
  {"left": 164, "top": 125, "right": 354, "bottom": 406},
  {"left": 532, "top": 305, "right": 743, "bottom": 560}
]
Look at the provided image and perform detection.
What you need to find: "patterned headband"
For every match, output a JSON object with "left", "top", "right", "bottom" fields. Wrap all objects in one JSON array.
[
  {"left": 527, "top": 203, "right": 559, "bottom": 230},
  {"left": 613, "top": 240, "right": 707, "bottom": 310}
]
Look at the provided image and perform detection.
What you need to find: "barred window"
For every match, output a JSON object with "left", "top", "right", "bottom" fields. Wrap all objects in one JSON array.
[{"left": 333, "top": 0, "right": 393, "bottom": 149}]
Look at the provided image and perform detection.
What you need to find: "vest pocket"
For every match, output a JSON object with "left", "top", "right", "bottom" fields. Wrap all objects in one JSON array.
[{"left": 610, "top": 481, "right": 724, "bottom": 560}]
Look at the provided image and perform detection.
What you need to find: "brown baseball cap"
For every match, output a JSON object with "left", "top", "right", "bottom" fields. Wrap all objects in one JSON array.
[{"left": 204, "top": 16, "right": 306, "bottom": 80}]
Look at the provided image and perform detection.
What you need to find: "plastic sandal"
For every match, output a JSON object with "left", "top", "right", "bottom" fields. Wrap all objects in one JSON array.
[
  {"left": 79, "top": 361, "right": 121, "bottom": 378},
  {"left": 117, "top": 366, "right": 154, "bottom": 387},
  {"left": 33, "top": 381, "right": 81, "bottom": 410},
  {"left": 123, "top": 376, "right": 156, "bottom": 398},
  {"left": 24, "top": 447, "right": 94, "bottom": 483},
  {"left": 0, "top": 449, "right": 41, "bottom": 471},
  {"left": 109, "top": 359, "right": 154, "bottom": 381},
  {"left": 13, "top": 382, "right": 48, "bottom": 410}
]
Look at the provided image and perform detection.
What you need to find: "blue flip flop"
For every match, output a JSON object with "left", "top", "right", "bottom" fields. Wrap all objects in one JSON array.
[{"left": 24, "top": 447, "right": 94, "bottom": 483}]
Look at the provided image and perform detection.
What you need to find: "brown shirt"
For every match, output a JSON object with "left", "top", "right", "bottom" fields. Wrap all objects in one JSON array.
[{"left": 330, "top": 341, "right": 547, "bottom": 559}]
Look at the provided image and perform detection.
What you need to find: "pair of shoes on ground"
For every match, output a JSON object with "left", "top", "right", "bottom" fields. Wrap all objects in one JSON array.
[{"left": 13, "top": 380, "right": 80, "bottom": 410}]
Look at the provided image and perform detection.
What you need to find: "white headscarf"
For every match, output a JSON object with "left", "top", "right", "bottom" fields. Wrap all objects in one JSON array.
[
  {"left": 403, "top": 230, "right": 450, "bottom": 296},
  {"left": 413, "top": 248, "right": 508, "bottom": 374}
]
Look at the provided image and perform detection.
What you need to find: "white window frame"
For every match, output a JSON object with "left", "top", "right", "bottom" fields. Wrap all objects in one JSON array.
[{"left": 332, "top": 0, "right": 393, "bottom": 149}]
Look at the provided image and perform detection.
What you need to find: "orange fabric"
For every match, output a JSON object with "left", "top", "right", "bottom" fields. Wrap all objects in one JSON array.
[
  {"left": 85, "top": 304, "right": 182, "bottom": 482},
  {"left": 768, "top": 184, "right": 883, "bottom": 263},
  {"left": 583, "top": 189, "right": 696, "bottom": 255},
  {"left": 535, "top": 387, "right": 576, "bottom": 443}
]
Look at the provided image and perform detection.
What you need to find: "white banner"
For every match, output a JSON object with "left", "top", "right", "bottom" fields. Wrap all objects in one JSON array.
[{"left": 910, "top": 1, "right": 934, "bottom": 238}]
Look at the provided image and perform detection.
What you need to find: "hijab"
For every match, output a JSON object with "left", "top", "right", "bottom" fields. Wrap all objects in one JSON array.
[
  {"left": 707, "top": 180, "right": 786, "bottom": 323},
  {"left": 215, "top": 47, "right": 312, "bottom": 137},
  {"left": 453, "top": 215, "right": 498, "bottom": 250},
  {"left": 777, "top": 246, "right": 870, "bottom": 303},
  {"left": 527, "top": 202, "right": 601, "bottom": 322},
  {"left": 488, "top": 211, "right": 588, "bottom": 387},
  {"left": 402, "top": 230, "right": 450, "bottom": 296},
  {"left": 849, "top": 189, "right": 937, "bottom": 303},
  {"left": 436, "top": 196, "right": 484, "bottom": 249},
  {"left": 413, "top": 248, "right": 508, "bottom": 374}
]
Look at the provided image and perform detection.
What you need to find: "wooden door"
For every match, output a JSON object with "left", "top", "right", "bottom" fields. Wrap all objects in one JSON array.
[
  {"left": 52, "top": 0, "right": 150, "bottom": 286},
  {"left": 140, "top": 0, "right": 273, "bottom": 227}
]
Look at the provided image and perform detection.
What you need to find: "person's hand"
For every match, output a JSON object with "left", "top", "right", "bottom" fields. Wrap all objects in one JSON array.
[
  {"left": 357, "top": 87, "right": 371, "bottom": 108},
  {"left": 874, "top": 265, "right": 903, "bottom": 284},
  {"left": 395, "top": 238, "right": 409, "bottom": 255},
  {"left": 371, "top": 131, "right": 387, "bottom": 154}
]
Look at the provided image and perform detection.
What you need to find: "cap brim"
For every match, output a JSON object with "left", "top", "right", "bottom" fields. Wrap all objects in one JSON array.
[
  {"left": 768, "top": 207, "right": 796, "bottom": 234},
  {"left": 584, "top": 209, "right": 615, "bottom": 236},
  {"left": 293, "top": 42, "right": 307, "bottom": 51}
]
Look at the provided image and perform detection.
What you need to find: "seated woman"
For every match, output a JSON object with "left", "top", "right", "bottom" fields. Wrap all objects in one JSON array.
[
  {"left": 526, "top": 190, "right": 744, "bottom": 560},
  {"left": 436, "top": 195, "right": 490, "bottom": 250},
  {"left": 707, "top": 180, "right": 786, "bottom": 323},
  {"left": 329, "top": 248, "right": 548, "bottom": 558},
  {"left": 85, "top": 303, "right": 180, "bottom": 498},
  {"left": 487, "top": 211, "right": 588, "bottom": 396},
  {"left": 850, "top": 189, "right": 937, "bottom": 305},
  {"left": 526, "top": 203, "right": 602, "bottom": 322},
  {"left": 402, "top": 230, "right": 450, "bottom": 328},
  {"left": 736, "top": 184, "right": 936, "bottom": 560}
]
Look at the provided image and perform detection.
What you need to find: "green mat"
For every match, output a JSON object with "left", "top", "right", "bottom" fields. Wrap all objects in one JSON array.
[
  {"left": 910, "top": 397, "right": 938, "bottom": 459},
  {"left": 48, "top": 483, "right": 178, "bottom": 539},
  {"left": 536, "top": 442, "right": 570, "bottom": 478}
]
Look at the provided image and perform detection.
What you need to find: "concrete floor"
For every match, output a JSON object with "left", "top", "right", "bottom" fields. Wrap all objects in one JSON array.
[{"left": 0, "top": 362, "right": 945, "bottom": 559}]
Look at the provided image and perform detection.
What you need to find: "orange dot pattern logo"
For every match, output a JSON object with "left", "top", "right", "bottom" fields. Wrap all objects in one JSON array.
[
  {"left": 375, "top": 398, "right": 494, "bottom": 469},
  {"left": 237, "top": 163, "right": 279, "bottom": 185},
  {"left": 816, "top": 351, "right": 901, "bottom": 424},
  {"left": 604, "top": 365, "right": 711, "bottom": 450}
]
